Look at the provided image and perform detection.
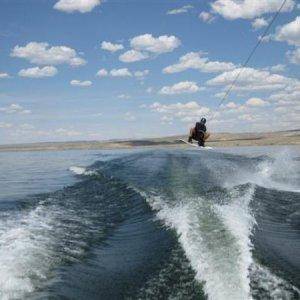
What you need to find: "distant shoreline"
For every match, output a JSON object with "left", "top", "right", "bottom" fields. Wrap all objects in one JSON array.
[{"left": 0, "top": 130, "right": 299, "bottom": 152}]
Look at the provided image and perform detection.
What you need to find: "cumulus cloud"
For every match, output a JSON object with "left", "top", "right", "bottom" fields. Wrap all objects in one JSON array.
[
  {"left": 96, "top": 68, "right": 108, "bottom": 77},
  {"left": 199, "top": 12, "right": 216, "bottom": 23},
  {"left": 96, "top": 68, "right": 132, "bottom": 77},
  {"left": 119, "top": 50, "right": 149, "bottom": 63},
  {"left": 252, "top": 18, "right": 268, "bottom": 30},
  {"left": 134, "top": 69, "right": 149, "bottom": 79},
  {"left": 287, "top": 48, "right": 300, "bottom": 64},
  {"left": 238, "top": 114, "right": 255, "bottom": 121},
  {"left": 207, "top": 67, "right": 297, "bottom": 91},
  {"left": 225, "top": 101, "right": 239, "bottom": 109},
  {"left": 269, "top": 88, "right": 300, "bottom": 105},
  {"left": 275, "top": 16, "right": 300, "bottom": 46},
  {"left": 159, "top": 81, "right": 201, "bottom": 95},
  {"left": 163, "top": 52, "right": 236, "bottom": 74},
  {"left": 96, "top": 68, "right": 148, "bottom": 79},
  {"left": 70, "top": 80, "right": 92, "bottom": 87},
  {"left": 160, "top": 115, "right": 173, "bottom": 125},
  {"left": 55, "top": 128, "right": 82, "bottom": 136},
  {"left": 167, "top": 5, "right": 193, "bottom": 15},
  {"left": 130, "top": 34, "right": 181, "bottom": 54},
  {"left": 101, "top": 41, "right": 124, "bottom": 52},
  {"left": 246, "top": 97, "right": 268, "bottom": 106},
  {"left": 11, "top": 42, "right": 86, "bottom": 66},
  {"left": 54, "top": 0, "right": 101, "bottom": 13},
  {"left": 18, "top": 66, "right": 58, "bottom": 78},
  {"left": 210, "top": 0, "right": 295, "bottom": 20},
  {"left": 0, "top": 72, "right": 10, "bottom": 79},
  {"left": 110, "top": 68, "right": 132, "bottom": 77},
  {"left": 269, "top": 64, "right": 286, "bottom": 72},
  {"left": 117, "top": 94, "right": 131, "bottom": 99},
  {"left": 124, "top": 112, "right": 136, "bottom": 121},
  {"left": 0, "top": 104, "right": 31, "bottom": 114},
  {"left": 0, "top": 122, "right": 13, "bottom": 129},
  {"left": 150, "top": 101, "right": 210, "bottom": 123}
]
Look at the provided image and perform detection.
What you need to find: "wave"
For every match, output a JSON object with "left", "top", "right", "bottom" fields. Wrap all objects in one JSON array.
[
  {"left": 1, "top": 148, "right": 299, "bottom": 299},
  {"left": 0, "top": 176, "right": 136, "bottom": 299},
  {"left": 143, "top": 185, "right": 254, "bottom": 300},
  {"left": 97, "top": 149, "right": 299, "bottom": 299},
  {"left": 69, "top": 166, "right": 96, "bottom": 176}
]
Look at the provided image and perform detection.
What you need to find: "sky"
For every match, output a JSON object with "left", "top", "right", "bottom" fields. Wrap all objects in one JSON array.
[{"left": 0, "top": 0, "right": 299, "bottom": 144}]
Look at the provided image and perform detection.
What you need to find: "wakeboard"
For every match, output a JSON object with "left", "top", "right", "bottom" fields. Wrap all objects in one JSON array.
[{"left": 178, "top": 139, "right": 213, "bottom": 150}]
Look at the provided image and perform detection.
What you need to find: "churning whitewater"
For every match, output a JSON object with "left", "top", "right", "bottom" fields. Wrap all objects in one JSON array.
[{"left": 0, "top": 147, "right": 299, "bottom": 299}]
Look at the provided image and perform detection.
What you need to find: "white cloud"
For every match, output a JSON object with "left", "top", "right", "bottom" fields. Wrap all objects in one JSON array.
[
  {"left": 101, "top": 41, "right": 124, "bottom": 52},
  {"left": 130, "top": 34, "right": 181, "bottom": 54},
  {"left": 199, "top": 12, "right": 216, "bottom": 23},
  {"left": 55, "top": 128, "right": 82, "bottom": 136},
  {"left": 70, "top": 80, "right": 92, "bottom": 87},
  {"left": 11, "top": 42, "right": 86, "bottom": 66},
  {"left": 96, "top": 68, "right": 145, "bottom": 78},
  {"left": 163, "top": 52, "right": 236, "bottom": 74},
  {"left": 258, "top": 34, "right": 272, "bottom": 43},
  {"left": 124, "top": 112, "right": 136, "bottom": 121},
  {"left": 238, "top": 114, "right": 255, "bottom": 121},
  {"left": 146, "top": 87, "right": 153, "bottom": 93},
  {"left": 54, "top": 0, "right": 101, "bottom": 13},
  {"left": 167, "top": 5, "right": 193, "bottom": 15},
  {"left": 160, "top": 115, "right": 173, "bottom": 124},
  {"left": 167, "top": 53, "right": 234, "bottom": 73},
  {"left": 287, "top": 48, "right": 300, "bottom": 64},
  {"left": 0, "top": 72, "right": 10, "bottom": 79},
  {"left": 275, "top": 16, "right": 300, "bottom": 46},
  {"left": 0, "top": 104, "right": 31, "bottom": 114},
  {"left": 159, "top": 81, "right": 201, "bottom": 95},
  {"left": 269, "top": 88, "right": 300, "bottom": 105},
  {"left": 119, "top": 50, "right": 149, "bottom": 63},
  {"left": 150, "top": 101, "right": 210, "bottom": 123},
  {"left": 20, "top": 123, "right": 35, "bottom": 130},
  {"left": 134, "top": 69, "right": 149, "bottom": 79},
  {"left": 18, "top": 66, "right": 58, "bottom": 78},
  {"left": 92, "top": 112, "right": 103, "bottom": 117},
  {"left": 269, "top": 64, "right": 286, "bottom": 72},
  {"left": 0, "top": 122, "right": 13, "bottom": 129},
  {"left": 96, "top": 68, "right": 108, "bottom": 77},
  {"left": 246, "top": 97, "right": 268, "bottom": 106},
  {"left": 207, "top": 67, "right": 297, "bottom": 91},
  {"left": 211, "top": 0, "right": 295, "bottom": 20},
  {"left": 117, "top": 94, "right": 131, "bottom": 99},
  {"left": 110, "top": 68, "right": 132, "bottom": 77},
  {"left": 252, "top": 18, "right": 268, "bottom": 30},
  {"left": 225, "top": 101, "right": 239, "bottom": 109}
]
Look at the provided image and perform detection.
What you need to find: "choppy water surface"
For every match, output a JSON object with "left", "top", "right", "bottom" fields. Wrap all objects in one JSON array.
[{"left": 0, "top": 146, "right": 299, "bottom": 300}]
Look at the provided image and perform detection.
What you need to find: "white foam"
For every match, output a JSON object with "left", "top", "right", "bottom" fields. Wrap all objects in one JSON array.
[
  {"left": 250, "top": 263, "right": 300, "bottom": 299},
  {"left": 147, "top": 186, "right": 255, "bottom": 300},
  {"left": 221, "top": 148, "right": 300, "bottom": 193},
  {"left": 69, "top": 166, "right": 95, "bottom": 176},
  {"left": 254, "top": 151, "right": 300, "bottom": 193},
  {"left": 0, "top": 201, "right": 87, "bottom": 299}
]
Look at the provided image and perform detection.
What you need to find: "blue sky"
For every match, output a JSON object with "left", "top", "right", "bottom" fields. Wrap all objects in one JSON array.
[{"left": 0, "top": 0, "right": 299, "bottom": 144}]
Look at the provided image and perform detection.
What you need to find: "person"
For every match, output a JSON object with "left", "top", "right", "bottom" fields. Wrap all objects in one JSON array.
[{"left": 188, "top": 117, "right": 210, "bottom": 147}]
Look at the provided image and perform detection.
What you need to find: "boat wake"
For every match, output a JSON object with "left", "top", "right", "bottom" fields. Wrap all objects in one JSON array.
[{"left": 0, "top": 147, "right": 299, "bottom": 299}]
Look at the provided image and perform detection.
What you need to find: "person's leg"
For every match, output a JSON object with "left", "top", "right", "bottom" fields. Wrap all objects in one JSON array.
[{"left": 198, "top": 139, "right": 204, "bottom": 147}]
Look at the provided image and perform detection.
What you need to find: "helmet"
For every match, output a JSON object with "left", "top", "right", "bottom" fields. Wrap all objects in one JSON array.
[{"left": 200, "top": 117, "right": 206, "bottom": 124}]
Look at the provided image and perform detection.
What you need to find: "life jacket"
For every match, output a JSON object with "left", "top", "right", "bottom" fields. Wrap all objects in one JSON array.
[{"left": 194, "top": 122, "right": 206, "bottom": 140}]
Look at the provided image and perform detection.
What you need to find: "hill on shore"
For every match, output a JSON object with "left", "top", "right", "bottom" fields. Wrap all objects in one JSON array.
[{"left": 0, "top": 129, "right": 299, "bottom": 152}]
